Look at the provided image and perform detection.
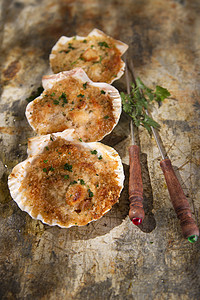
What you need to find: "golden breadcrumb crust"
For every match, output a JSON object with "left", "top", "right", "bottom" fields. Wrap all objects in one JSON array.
[
  {"left": 50, "top": 35, "right": 123, "bottom": 83},
  {"left": 18, "top": 138, "right": 121, "bottom": 227},
  {"left": 29, "top": 77, "right": 115, "bottom": 142}
]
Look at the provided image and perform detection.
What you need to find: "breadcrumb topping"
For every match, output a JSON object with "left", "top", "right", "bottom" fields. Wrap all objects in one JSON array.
[{"left": 19, "top": 138, "right": 121, "bottom": 227}]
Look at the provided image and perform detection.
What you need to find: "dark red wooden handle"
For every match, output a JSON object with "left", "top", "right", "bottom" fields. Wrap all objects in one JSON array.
[
  {"left": 160, "top": 159, "right": 199, "bottom": 239},
  {"left": 129, "top": 145, "right": 145, "bottom": 222}
]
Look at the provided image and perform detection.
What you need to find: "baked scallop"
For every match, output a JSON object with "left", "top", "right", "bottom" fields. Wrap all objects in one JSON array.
[
  {"left": 25, "top": 68, "right": 121, "bottom": 142},
  {"left": 49, "top": 28, "right": 128, "bottom": 83},
  {"left": 8, "top": 129, "right": 124, "bottom": 228}
]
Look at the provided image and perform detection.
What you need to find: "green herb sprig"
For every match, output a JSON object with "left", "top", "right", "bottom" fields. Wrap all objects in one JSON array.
[{"left": 120, "top": 77, "right": 170, "bottom": 134}]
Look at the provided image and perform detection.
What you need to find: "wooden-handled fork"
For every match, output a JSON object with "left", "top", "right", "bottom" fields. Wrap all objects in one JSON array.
[
  {"left": 125, "top": 62, "right": 145, "bottom": 225},
  {"left": 127, "top": 58, "right": 199, "bottom": 242},
  {"left": 146, "top": 110, "right": 199, "bottom": 242}
]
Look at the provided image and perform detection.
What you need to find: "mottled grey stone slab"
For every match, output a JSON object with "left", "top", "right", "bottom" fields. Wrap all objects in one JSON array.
[{"left": 0, "top": 0, "right": 200, "bottom": 299}]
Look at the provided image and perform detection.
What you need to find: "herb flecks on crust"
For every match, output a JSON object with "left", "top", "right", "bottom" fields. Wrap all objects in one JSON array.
[
  {"left": 20, "top": 138, "right": 121, "bottom": 227},
  {"left": 50, "top": 35, "right": 123, "bottom": 83},
  {"left": 29, "top": 77, "right": 115, "bottom": 142}
]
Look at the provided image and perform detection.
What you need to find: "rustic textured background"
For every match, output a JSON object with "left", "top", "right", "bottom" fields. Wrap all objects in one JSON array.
[{"left": 0, "top": 0, "right": 200, "bottom": 299}]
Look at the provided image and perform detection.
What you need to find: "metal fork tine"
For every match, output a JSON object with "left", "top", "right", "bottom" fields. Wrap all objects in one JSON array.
[
  {"left": 127, "top": 56, "right": 199, "bottom": 241},
  {"left": 125, "top": 56, "right": 131, "bottom": 95}
]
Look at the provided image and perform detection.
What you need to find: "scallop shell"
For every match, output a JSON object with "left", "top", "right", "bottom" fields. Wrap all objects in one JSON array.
[
  {"left": 26, "top": 67, "right": 122, "bottom": 142},
  {"left": 49, "top": 28, "right": 128, "bottom": 83},
  {"left": 8, "top": 129, "right": 124, "bottom": 228}
]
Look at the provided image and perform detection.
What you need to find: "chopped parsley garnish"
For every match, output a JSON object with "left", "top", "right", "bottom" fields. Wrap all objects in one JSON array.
[
  {"left": 53, "top": 100, "right": 59, "bottom": 105},
  {"left": 83, "top": 39, "right": 87, "bottom": 43},
  {"left": 50, "top": 92, "right": 55, "bottom": 97},
  {"left": 98, "top": 41, "right": 110, "bottom": 48},
  {"left": 101, "top": 90, "right": 106, "bottom": 94},
  {"left": 79, "top": 179, "right": 85, "bottom": 185},
  {"left": 79, "top": 138, "right": 83, "bottom": 142},
  {"left": 59, "top": 92, "right": 67, "bottom": 100},
  {"left": 56, "top": 149, "right": 62, "bottom": 154},
  {"left": 91, "top": 150, "right": 97, "bottom": 155},
  {"left": 104, "top": 115, "right": 109, "bottom": 119},
  {"left": 64, "top": 175, "right": 69, "bottom": 179},
  {"left": 64, "top": 163, "right": 73, "bottom": 172},
  {"left": 59, "top": 50, "right": 70, "bottom": 54},
  {"left": 71, "top": 60, "right": 78, "bottom": 66},
  {"left": 88, "top": 189, "right": 94, "bottom": 198},
  {"left": 70, "top": 180, "right": 77, "bottom": 185},
  {"left": 98, "top": 155, "right": 103, "bottom": 160},
  {"left": 79, "top": 56, "right": 86, "bottom": 61},
  {"left": 68, "top": 43, "right": 75, "bottom": 50},
  {"left": 50, "top": 136, "right": 54, "bottom": 141},
  {"left": 77, "top": 94, "right": 84, "bottom": 98},
  {"left": 45, "top": 146, "right": 49, "bottom": 151},
  {"left": 43, "top": 168, "right": 47, "bottom": 173},
  {"left": 43, "top": 160, "right": 48, "bottom": 163},
  {"left": 49, "top": 166, "right": 55, "bottom": 172},
  {"left": 52, "top": 93, "right": 68, "bottom": 106},
  {"left": 83, "top": 82, "right": 88, "bottom": 89}
]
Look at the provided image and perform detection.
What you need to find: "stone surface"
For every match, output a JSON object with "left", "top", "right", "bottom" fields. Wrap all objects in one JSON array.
[{"left": 0, "top": 0, "right": 200, "bottom": 299}]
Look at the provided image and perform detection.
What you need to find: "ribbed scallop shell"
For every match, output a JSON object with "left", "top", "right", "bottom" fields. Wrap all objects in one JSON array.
[
  {"left": 26, "top": 67, "right": 122, "bottom": 142},
  {"left": 49, "top": 28, "right": 128, "bottom": 83},
  {"left": 8, "top": 129, "right": 124, "bottom": 228}
]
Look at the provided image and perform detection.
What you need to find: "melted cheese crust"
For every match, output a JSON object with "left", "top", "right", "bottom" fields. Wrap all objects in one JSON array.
[
  {"left": 29, "top": 77, "right": 115, "bottom": 142},
  {"left": 50, "top": 35, "right": 123, "bottom": 83},
  {"left": 19, "top": 138, "right": 121, "bottom": 227}
]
